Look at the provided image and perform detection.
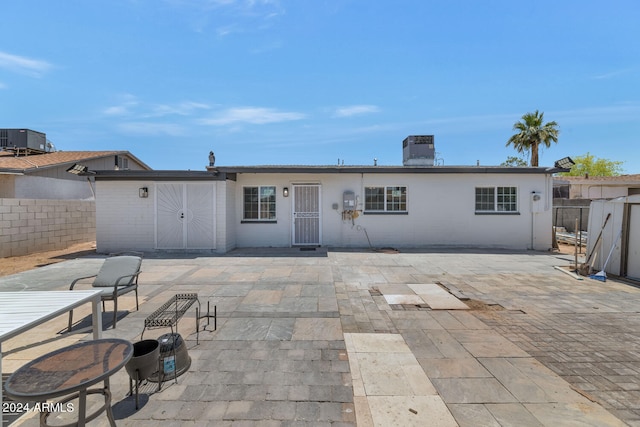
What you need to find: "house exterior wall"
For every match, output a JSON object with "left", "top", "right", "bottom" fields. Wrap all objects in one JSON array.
[
  {"left": 223, "top": 180, "right": 237, "bottom": 252},
  {"left": 233, "top": 172, "right": 552, "bottom": 250},
  {"left": 0, "top": 175, "right": 16, "bottom": 198},
  {"left": 1, "top": 154, "right": 148, "bottom": 200},
  {"left": 0, "top": 198, "right": 95, "bottom": 257},
  {"left": 14, "top": 175, "right": 94, "bottom": 199},
  {"left": 96, "top": 181, "right": 156, "bottom": 253},
  {"left": 571, "top": 184, "right": 628, "bottom": 200},
  {"left": 95, "top": 180, "right": 227, "bottom": 253}
]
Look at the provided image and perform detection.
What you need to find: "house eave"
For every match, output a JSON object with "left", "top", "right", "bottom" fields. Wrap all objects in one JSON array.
[
  {"left": 91, "top": 170, "right": 226, "bottom": 181},
  {"left": 210, "top": 165, "right": 557, "bottom": 175}
]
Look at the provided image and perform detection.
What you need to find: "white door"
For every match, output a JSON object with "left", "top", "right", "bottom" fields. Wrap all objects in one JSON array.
[
  {"left": 627, "top": 204, "right": 640, "bottom": 279},
  {"left": 292, "top": 184, "right": 321, "bottom": 246},
  {"left": 156, "top": 183, "right": 215, "bottom": 249}
]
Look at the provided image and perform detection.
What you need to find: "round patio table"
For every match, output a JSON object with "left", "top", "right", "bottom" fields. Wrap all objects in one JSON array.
[{"left": 4, "top": 338, "right": 133, "bottom": 427}]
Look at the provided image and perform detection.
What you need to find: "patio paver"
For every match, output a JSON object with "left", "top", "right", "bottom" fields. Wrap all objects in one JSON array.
[{"left": 2, "top": 248, "right": 639, "bottom": 426}]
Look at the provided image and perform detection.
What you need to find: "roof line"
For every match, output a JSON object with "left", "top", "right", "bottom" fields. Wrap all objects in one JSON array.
[{"left": 210, "top": 165, "right": 559, "bottom": 174}]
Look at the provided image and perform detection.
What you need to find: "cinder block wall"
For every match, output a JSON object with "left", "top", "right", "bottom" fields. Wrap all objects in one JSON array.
[{"left": 0, "top": 199, "right": 96, "bottom": 258}]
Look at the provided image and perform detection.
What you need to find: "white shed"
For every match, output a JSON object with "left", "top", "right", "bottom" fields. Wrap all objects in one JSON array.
[{"left": 587, "top": 195, "right": 640, "bottom": 280}]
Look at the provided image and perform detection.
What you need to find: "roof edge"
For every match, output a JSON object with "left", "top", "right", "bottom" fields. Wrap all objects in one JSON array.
[
  {"left": 91, "top": 170, "right": 225, "bottom": 181},
  {"left": 209, "top": 165, "right": 557, "bottom": 174}
]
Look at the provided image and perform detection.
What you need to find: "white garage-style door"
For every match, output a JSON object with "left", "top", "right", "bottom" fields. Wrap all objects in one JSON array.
[{"left": 156, "top": 182, "right": 215, "bottom": 249}]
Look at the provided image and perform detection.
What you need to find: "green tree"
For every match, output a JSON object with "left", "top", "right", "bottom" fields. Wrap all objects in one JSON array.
[
  {"left": 501, "top": 156, "right": 528, "bottom": 167},
  {"left": 506, "top": 110, "right": 559, "bottom": 166},
  {"left": 557, "top": 152, "right": 624, "bottom": 176}
]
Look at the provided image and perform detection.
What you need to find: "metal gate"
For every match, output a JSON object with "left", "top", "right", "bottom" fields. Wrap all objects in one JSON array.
[
  {"left": 292, "top": 184, "right": 321, "bottom": 246},
  {"left": 156, "top": 183, "right": 215, "bottom": 249}
]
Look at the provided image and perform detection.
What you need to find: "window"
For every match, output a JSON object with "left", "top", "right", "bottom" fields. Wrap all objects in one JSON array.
[
  {"left": 115, "top": 155, "right": 129, "bottom": 170},
  {"left": 365, "top": 186, "right": 407, "bottom": 212},
  {"left": 475, "top": 187, "right": 518, "bottom": 213},
  {"left": 243, "top": 186, "right": 276, "bottom": 220}
]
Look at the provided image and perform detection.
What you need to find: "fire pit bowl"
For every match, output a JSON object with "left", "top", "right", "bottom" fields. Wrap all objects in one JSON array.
[{"left": 125, "top": 339, "right": 160, "bottom": 380}]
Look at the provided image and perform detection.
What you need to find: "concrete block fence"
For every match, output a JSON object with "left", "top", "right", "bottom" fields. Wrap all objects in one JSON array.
[{"left": 0, "top": 198, "right": 95, "bottom": 258}]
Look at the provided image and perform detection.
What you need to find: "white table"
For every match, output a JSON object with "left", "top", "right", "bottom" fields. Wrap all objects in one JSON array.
[{"left": 0, "top": 290, "right": 103, "bottom": 426}]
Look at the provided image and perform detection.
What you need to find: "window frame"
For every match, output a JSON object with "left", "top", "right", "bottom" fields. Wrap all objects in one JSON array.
[
  {"left": 364, "top": 185, "right": 408, "bottom": 214},
  {"left": 242, "top": 185, "right": 277, "bottom": 222},
  {"left": 475, "top": 186, "right": 519, "bottom": 214}
]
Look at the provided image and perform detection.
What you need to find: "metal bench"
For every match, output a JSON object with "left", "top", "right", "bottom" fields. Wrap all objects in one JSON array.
[{"left": 142, "top": 293, "right": 216, "bottom": 345}]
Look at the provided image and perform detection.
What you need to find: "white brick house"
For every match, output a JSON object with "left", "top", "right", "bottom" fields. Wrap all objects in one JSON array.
[
  {"left": 0, "top": 150, "right": 152, "bottom": 257},
  {"left": 92, "top": 165, "right": 559, "bottom": 253}
]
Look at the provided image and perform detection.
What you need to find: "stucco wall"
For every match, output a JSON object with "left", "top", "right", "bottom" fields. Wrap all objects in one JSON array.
[
  {"left": 95, "top": 180, "right": 227, "bottom": 253},
  {"left": 93, "top": 172, "right": 553, "bottom": 253},
  {"left": 233, "top": 172, "right": 553, "bottom": 250},
  {"left": 0, "top": 175, "right": 15, "bottom": 198},
  {"left": 96, "top": 181, "right": 156, "bottom": 253},
  {"left": 223, "top": 180, "right": 237, "bottom": 252},
  {"left": 0, "top": 198, "right": 95, "bottom": 257},
  {"left": 15, "top": 175, "right": 94, "bottom": 199},
  {"left": 570, "top": 184, "right": 629, "bottom": 200}
]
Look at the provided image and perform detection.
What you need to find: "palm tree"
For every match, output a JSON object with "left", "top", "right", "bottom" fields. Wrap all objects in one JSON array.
[{"left": 506, "top": 110, "right": 559, "bottom": 166}]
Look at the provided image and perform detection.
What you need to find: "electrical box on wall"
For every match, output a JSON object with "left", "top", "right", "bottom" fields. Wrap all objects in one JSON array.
[
  {"left": 343, "top": 191, "right": 356, "bottom": 210},
  {"left": 530, "top": 192, "right": 544, "bottom": 212}
]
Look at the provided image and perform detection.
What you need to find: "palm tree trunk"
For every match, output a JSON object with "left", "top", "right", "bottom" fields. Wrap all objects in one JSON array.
[{"left": 530, "top": 142, "right": 539, "bottom": 166}]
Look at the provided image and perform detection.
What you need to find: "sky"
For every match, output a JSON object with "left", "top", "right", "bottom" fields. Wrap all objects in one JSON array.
[{"left": 1, "top": 1, "right": 639, "bottom": 172}]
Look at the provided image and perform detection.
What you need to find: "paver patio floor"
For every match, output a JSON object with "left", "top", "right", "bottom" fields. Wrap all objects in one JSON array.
[{"left": 1, "top": 248, "right": 639, "bottom": 426}]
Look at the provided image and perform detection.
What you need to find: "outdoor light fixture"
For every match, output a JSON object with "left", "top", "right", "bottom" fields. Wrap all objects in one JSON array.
[
  {"left": 66, "top": 163, "right": 92, "bottom": 175},
  {"left": 283, "top": 187, "right": 289, "bottom": 197},
  {"left": 554, "top": 157, "right": 575, "bottom": 170},
  {"left": 139, "top": 187, "right": 149, "bottom": 198},
  {"left": 65, "top": 163, "right": 96, "bottom": 198}
]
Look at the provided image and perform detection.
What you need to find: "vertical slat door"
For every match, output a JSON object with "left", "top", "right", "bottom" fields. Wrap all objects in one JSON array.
[
  {"left": 156, "top": 183, "right": 215, "bottom": 249},
  {"left": 156, "top": 183, "right": 184, "bottom": 249},
  {"left": 186, "top": 183, "right": 215, "bottom": 249}
]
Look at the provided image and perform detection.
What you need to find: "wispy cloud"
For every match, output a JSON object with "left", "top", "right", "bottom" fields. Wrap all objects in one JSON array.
[
  {"left": 0, "top": 81, "right": 6, "bottom": 90},
  {"left": 0, "top": 51, "right": 52, "bottom": 77},
  {"left": 165, "top": 0, "right": 284, "bottom": 37},
  {"left": 116, "top": 122, "right": 186, "bottom": 136},
  {"left": 102, "top": 94, "right": 139, "bottom": 116},
  {"left": 149, "top": 101, "right": 211, "bottom": 117},
  {"left": 333, "top": 105, "right": 381, "bottom": 118},
  {"left": 591, "top": 69, "right": 632, "bottom": 80},
  {"left": 103, "top": 96, "right": 211, "bottom": 118},
  {"left": 200, "top": 107, "right": 305, "bottom": 125}
]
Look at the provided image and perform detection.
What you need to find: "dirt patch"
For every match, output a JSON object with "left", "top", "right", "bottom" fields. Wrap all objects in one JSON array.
[
  {"left": 556, "top": 241, "right": 586, "bottom": 256},
  {"left": 0, "top": 241, "right": 96, "bottom": 278},
  {"left": 464, "top": 299, "right": 505, "bottom": 311}
]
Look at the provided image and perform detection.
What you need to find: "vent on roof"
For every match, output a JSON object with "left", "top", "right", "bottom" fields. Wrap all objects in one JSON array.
[
  {"left": 402, "top": 135, "right": 435, "bottom": 166},
  {"left": 0, "top": 129, "right": 53, "bottom": 154}
]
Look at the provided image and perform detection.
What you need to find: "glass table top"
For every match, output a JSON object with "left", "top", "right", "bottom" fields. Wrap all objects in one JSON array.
[{"left": 4, "top": 338, "right": 133, "bottom": 400}]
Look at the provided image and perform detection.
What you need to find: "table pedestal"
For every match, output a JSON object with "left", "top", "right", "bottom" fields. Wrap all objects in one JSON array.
[{"left": 40, "top": 384, "right": 115, "bottom": 427}]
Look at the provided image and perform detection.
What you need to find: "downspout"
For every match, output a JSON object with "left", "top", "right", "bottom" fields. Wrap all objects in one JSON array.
[
  {"left": 529, "top": 191, "right": 536, "bottom": 250},
  {"left": 86, "top": 177, "right": 96, "bottom": 199}
]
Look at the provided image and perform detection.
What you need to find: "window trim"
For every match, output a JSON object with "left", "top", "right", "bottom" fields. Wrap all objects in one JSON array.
[
  {"left": 474, "top": 186, "right": 519, "bottom": 214},
  {"left": 242, "top": 185, "right": 277, "bottom": 222},
  {"left": 364, "top": 185, "right": 408, "bottom": 213}
]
